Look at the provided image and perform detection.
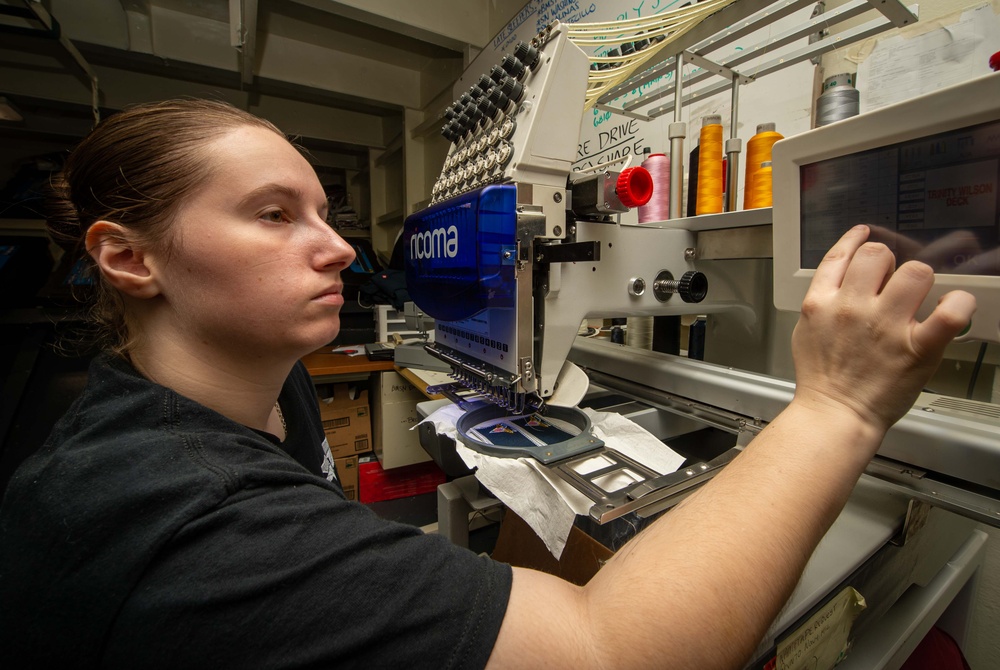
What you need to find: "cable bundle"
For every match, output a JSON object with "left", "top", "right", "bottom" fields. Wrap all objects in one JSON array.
[{"left": 566, "top": 0, "right": 741, "bottom": 109}]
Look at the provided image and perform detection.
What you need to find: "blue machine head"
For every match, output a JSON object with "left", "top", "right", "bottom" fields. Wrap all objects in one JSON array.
[{"left": 403, "top": 184, "right": 518, "bottom": 323}]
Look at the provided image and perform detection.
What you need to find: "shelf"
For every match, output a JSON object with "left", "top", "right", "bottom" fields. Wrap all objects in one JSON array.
[
  {"left": 336, "top": 229, "right": 372, "bottom": 238},
  {"left": 641, "top": 206, "right": 771, "bottom": 232},
  {"left": 350, "top": 168, "right": 370, "bottom": 185},
  {"left": 301, "top": 348, "right": 395, "bottom": 379},
  {"left": 376, "top": 208, "right": 404, "bottom": 226},
  {"left": 373, "top": 133, "right": 403, "bottom": 168},
  {"left": 0, "top": 218, "right": 48, "bottom": 234}
]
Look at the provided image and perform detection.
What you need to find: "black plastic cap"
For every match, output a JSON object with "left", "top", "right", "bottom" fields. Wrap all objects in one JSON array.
[
  {"left": 514, "top": 41, "right": 540, "bottom": 69},
  {"left": 501, "top": 54, "right": 526, "bottom": 80},
  {"left": 679, "top": 271, "right": 708, "bottom": 303}
]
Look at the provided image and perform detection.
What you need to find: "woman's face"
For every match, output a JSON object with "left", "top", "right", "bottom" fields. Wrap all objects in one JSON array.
[{"left": 147, "top": 125, "right": 356, "bottom": 359}]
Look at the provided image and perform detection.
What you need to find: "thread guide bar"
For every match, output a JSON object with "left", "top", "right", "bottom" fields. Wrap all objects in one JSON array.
[
  {"left": 614, "top": 0, "right": 867, "bottom": 114},
  {"left": 594, "top": 0, "right": 918, "bottom": 120}
]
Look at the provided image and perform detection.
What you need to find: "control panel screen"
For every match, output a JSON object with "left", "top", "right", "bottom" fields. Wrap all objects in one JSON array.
[{"left": 800, "top": 119, "right": 1000, "bottom": 276}]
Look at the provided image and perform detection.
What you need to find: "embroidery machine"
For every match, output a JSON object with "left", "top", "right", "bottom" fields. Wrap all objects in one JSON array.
[{"left": 401, "top": 7, "right": 1000, "bottom": 663}]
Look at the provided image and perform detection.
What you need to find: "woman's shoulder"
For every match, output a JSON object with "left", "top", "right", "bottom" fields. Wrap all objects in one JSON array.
[
  {"left": 4, "top": 358, "right": 326, "bottom": 547},
  {"left": 38, "top": 355, "right": 307, "bottom": 491}
]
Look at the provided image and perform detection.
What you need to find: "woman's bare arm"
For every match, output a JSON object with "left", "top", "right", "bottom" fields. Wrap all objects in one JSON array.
[{"left": 486, "top": 225, "right": 976, "bottom": 669}]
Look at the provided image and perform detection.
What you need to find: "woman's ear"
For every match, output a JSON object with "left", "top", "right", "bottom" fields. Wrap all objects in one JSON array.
[{"left": 85, "top": 221, "right": 161, "bottom": 299}]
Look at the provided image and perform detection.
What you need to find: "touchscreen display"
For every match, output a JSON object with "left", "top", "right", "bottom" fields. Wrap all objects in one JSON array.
[{"left": 800, "top": 119, "right": 1000, "bottom": 275}]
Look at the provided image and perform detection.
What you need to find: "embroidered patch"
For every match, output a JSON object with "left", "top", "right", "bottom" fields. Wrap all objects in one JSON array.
[{"left": 320, "top": 437, "right": 338, "bottom": 482}]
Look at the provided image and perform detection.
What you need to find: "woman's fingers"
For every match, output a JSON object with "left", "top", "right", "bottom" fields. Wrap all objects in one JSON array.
[
  {"left": 839, "top": 241, "right": 896, "bottom": 300},
  {"left": 808, "top": 225, "right": 871, "bottom": 295},
  {"left": 912, "top": 290, "right": 977, "bottom": 356}
]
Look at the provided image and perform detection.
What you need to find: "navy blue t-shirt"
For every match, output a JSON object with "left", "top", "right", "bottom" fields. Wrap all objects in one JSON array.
[{"left": 0, "top": 354, "right": 511, "bottom": 668}]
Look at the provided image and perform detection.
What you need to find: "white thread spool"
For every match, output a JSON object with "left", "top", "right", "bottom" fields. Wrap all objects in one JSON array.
[{"left": 627, "top": 317, "right": 654, "bottom": 350}]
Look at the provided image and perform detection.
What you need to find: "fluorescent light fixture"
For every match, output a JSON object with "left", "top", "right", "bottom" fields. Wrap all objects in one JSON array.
[{"left": 0, "top": 97, "right": 24, "bottom": 122}]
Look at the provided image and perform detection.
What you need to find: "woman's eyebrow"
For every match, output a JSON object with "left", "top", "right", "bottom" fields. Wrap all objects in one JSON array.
[{"left": 236, "top": 183, "right": 303, "bottom": 209}]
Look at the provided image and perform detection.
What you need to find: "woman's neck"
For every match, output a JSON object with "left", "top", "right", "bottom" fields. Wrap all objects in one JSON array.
[{"left": 128, "top": 336, "right": 295, "bottom": 434}]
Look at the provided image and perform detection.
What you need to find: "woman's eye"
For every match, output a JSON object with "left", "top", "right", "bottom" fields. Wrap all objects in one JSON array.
[{"left": 262, "top": 210, "right": 288, "bottom": 224}]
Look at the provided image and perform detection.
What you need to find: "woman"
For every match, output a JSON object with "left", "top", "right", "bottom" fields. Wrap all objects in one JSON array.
[
  {"left": 0, "top": 99, "right": 976, "bottom": 669},
  {"left": 0, "top": 100, "right": 511, "bottom": 668}
]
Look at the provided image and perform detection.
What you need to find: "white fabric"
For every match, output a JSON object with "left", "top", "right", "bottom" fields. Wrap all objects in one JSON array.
[{"left": 418, "top": 405, "right": 685, "bottom": 558}]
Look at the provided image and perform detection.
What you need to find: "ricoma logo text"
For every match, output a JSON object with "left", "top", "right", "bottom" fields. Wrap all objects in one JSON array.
[{"left": 411, "top": 225, "right": 459, "bottom": 259}]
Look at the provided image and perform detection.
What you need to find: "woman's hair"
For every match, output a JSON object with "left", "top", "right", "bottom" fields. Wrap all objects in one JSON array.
[{"left": 47, "top": 99, "right": 286, "bottom": 356}]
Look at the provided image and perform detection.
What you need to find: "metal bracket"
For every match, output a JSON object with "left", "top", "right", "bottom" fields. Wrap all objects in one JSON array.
[
  {"left": 516, "top": 206, "right": 546, "bottom": 261},
  {"left": 865, "top": 456, "right": 1000, "bottom": 529},
  {"left": 550, "top": 445, "right": 742, "bottom": 524},
  {"left": 535, "top": 241, "right": 601, "bottom": 264},
  {"left": 682, "top": 49, "right": 753, "bottom": 86},
  {"left": 865, "top": 0, "right": 918, "bottom": 27},
  {"left": 890, "top": 498, "right": 931, "bottom": 547},
  {"left": 424, "top": 382, "right": 482, "bottom": 411}
]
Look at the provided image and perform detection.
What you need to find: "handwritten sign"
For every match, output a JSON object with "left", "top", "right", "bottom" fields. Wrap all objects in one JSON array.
[{"left": 776, "top": 586, "right": 866, "bottom": 670}]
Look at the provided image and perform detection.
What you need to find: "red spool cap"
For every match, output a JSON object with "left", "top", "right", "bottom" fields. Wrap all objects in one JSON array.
[
  {"left": 991, "top": 50, "right": 1000, "bottom": 71},
  {"left": 616, "top": 166, "right": 654, "bottom": 208}
]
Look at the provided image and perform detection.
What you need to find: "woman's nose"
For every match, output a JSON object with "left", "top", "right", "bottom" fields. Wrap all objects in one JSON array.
[{"left": 316, "top": 220, "right": 356, "bottom": 270}]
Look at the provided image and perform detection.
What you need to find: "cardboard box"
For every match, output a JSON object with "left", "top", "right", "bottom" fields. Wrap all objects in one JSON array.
[
  {"left": 372, "top": 370, "right": 432, "bottom": 469},
  {"left": 374, "top": 369, "right": 426, "bottom": 404},
  {"left": 334, "top": 455, "right": 359, "bottom": 501},
  {"left": 358, "top": 457, "right": 446, "bottom": 503},
  {"left": 319, "top": 384, "right": 372, "bottom": 459},
  {"left": 491, "top": 511, "right": 614, "bottom": 586}
]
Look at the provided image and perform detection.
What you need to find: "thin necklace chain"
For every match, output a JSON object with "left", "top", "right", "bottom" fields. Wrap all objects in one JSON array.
[{"left": 274, "top": 401, "right": 287, "bottom": 435}]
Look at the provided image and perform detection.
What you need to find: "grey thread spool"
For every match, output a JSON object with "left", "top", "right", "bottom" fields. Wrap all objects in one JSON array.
[{"left": 816, "top": 73, "right": 860, "bottom": 127}]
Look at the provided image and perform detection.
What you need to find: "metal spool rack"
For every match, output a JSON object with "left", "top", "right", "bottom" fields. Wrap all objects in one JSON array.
[{"left": 582, "top": 0, "right": 918, "bottom": 217}]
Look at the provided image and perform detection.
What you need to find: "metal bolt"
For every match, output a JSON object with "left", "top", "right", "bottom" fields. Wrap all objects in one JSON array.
[
  {"left": 628, "top": 277, "right": 646, "bottom": 296},
  {"left": 684, "top": 247, "right": 696, "bottom": 260},
  {"left": 503, "top": 250, "right": 513, "bottom": 259},
  {"left": 553, "top": 225, "right": 563, "bottom": 236},
  {"left": 553, "top": 192, "right": 563, "bottom": 203}
]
